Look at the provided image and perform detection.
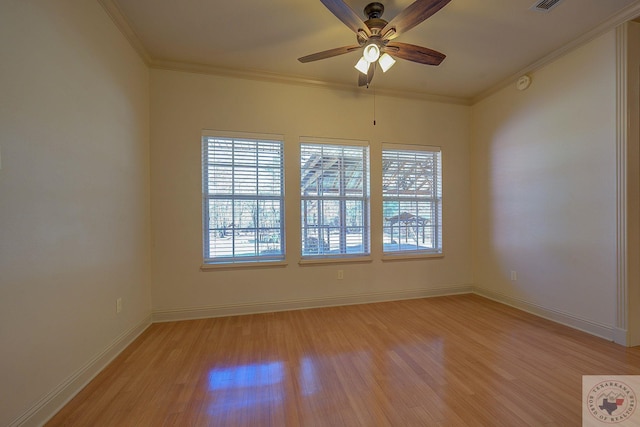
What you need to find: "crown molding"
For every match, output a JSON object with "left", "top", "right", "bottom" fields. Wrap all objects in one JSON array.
[
  {"left": 96, "top": 0, "right": 470, "bottom": 105},
  {"left": 97, "top": 0, "right": 151, "bottom": 65},
  {"left": 149, "top": 58, "right": 472, "bottom": 105},
  {"left": 99, "top": 0, "right": 640, "bottom": 106},
  {"left": 471, "top": 0, "right": 640, "bottom": 105},
  {"left": 471, "top": 1, "right": 640, "bottom": 104}
]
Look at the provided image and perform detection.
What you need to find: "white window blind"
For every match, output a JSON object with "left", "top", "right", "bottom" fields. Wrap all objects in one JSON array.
[
  {"left": 382, "top": 144, "right": 442, "bottom": 254},
  {"left": 300, "top": 140, "right": 370, "bottom": 258},
  {"left": 202, "top": 133, "right": 284, "bottom": 263}
]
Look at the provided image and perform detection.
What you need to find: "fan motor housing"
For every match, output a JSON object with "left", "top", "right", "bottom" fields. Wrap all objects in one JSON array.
[
  {"left": 365, "top": 18, "right": 387, "bottom": 34},
  {"left": 363, "top": 3, "right": 387, "bottom": 36}
]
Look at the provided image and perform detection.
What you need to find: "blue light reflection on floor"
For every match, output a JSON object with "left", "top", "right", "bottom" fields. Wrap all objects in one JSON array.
[
  {"left": 207, "top": 361, "right": 285, "bottom": 418},
  {"left": 300, "top": 357, "right": 319, "bottom": 396},
  {"left": 208, "top": 361, "right": 284, "bottom": 390}
]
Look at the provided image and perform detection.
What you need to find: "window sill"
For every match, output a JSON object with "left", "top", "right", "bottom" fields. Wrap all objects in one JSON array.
[
  {"left": 381, "top": 253, "right": 444, "bottom": 262},
  {"left": 298, "top": 256, "right": 373, "bottom": 266},
  {"left": 200, "top": 260, "right": 288, "bottom": 271}
]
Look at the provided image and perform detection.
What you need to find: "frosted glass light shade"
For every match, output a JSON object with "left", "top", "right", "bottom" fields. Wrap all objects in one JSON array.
[
  {"left": 379, "top": 53, "right": 396, "bottom": 72},
  {"left": 363, "top": 43, "right": 380, "bottom": 63},
  {"left": 354, "top": 57, "right": 370, "bottom": 75}
]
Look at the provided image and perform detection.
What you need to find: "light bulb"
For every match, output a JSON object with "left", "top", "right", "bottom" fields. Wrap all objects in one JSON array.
[
  {"left": 379, "top": 53, "right": 396, "bottom": 72},
  {"left": 363, "top": 43, "right": 380, "bottom": 63}
]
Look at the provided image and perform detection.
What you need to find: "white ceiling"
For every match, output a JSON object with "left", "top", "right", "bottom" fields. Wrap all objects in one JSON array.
[{"left": 104, "top": 0, "right": 640, "bottom": 102}]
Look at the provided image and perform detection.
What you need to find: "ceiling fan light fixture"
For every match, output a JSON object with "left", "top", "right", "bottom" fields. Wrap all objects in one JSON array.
[
  {"left": 355, "top": 56, "right": 370, "bottom": 74},
  {"left": 363, "top": 43, "right": 380, "bottom": 63},
  {"left": 299, "top": 0, "right": 450, "bottom": 87},
  {"left": 378, "top": 53, "right": 396, "bottom": 72}
]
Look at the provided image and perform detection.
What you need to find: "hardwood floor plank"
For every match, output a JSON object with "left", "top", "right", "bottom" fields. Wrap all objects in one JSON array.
[{"left": 46, "top": 295, "right": 640, "bottom": 426}]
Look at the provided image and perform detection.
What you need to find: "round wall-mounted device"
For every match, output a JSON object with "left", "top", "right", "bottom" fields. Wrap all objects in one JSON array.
[{"left": 516, "top": 75, "right": 531, "bottom": 91}]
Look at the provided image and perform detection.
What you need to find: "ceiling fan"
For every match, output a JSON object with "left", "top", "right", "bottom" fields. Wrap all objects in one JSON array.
[{"left": 298, "top": 0, "right": 450, "bottom": 87}]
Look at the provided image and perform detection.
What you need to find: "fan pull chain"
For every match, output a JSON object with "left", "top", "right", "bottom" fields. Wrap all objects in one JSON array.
[{"left": 373, "top": 84, "right": 376, "bottom": 126}]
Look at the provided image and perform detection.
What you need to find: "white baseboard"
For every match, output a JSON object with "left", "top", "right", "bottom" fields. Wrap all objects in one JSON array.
[
  {"left": 613, "top": 327, "right": 629, "bottom": 346},
  {"left": 473, "top": 287, "right": 616, "bottom": 341},
  {"left": 10, "top": 315, "right": 152, "bottom": 427},
  {"left": 152, "top": 285, "right": 474, "bottom": 322},
  {"left": 17, "top": 284, "right": 624, "bottom": 426}
]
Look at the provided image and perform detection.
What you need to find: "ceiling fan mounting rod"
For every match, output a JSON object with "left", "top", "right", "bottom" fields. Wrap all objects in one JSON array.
[
  {"left": 364, "top": 2, "right": 384, "bottom": 19},
  {"left": 363, "top": 2, "right": 388, "bottom": 36}
]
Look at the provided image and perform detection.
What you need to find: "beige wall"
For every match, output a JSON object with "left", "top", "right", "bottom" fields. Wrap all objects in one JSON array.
[
  {"left": 471, "top": 31, "right": 619, "bottom": 336},
  {"left": 0, "top": 1, "right": 151, "bottom": 425},
  {"left": 150, "top": 69, "right": 473, "bottom": 316},
  {"left": 2, "top": 1, "right": 636, "bottom": 424}
]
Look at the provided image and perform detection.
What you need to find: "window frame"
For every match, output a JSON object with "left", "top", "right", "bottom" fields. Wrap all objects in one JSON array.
[
  {"left": 201, "top": 130, "right": 286, "bottom": 266},
  {"left": 299, "top": 137, "right": 371, "bottom": 262},
  {"left": 381, "top": 143, "right": 443, "bottom": 258}
]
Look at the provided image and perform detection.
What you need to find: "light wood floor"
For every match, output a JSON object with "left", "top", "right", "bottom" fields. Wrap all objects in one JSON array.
[{"left": 47, "top": 294, "right": 640, "bottom": 426}]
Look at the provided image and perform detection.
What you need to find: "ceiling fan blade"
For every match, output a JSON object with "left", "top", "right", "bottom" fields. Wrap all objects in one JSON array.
[
  {"left": 358, "top": 72, "right": 368, "bottom": 87},
  {"left": 298, "top": 45, "right": 361, "bottom": 63},
  {"left": 321, "top": 0, "right": 371, "bottom": 37},
  {"left": 381, "top": 0, "right": 451, "bottom": 40},
  {"left": 384, "top": 42, "right": 445, "bottom": 65}
]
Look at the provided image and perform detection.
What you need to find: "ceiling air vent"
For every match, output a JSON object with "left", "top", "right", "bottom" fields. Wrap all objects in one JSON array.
[{"left": 530, "top": 0, "right": 563, "bottom": 12}]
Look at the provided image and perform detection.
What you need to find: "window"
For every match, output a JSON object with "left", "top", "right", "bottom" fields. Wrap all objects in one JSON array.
[
  {"left": 300, "top": 139, "right": 370, "bottom": 258},
  {"left": 202, "top": 132, "right": 284, "bottom": 264},
  {"left": 382, "top": 144, "right": 442, "bottom": 254}
]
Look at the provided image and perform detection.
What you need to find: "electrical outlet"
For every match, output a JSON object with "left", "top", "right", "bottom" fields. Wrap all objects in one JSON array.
[
  {"left": 116, "top": 297, "right": 122, "bottom": 313},
  {"left": 337, "top": 270, "right": 344, "bottom": 280},
  {"left": 510, "top": 271, "right": 517, "bottom": 281}
]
